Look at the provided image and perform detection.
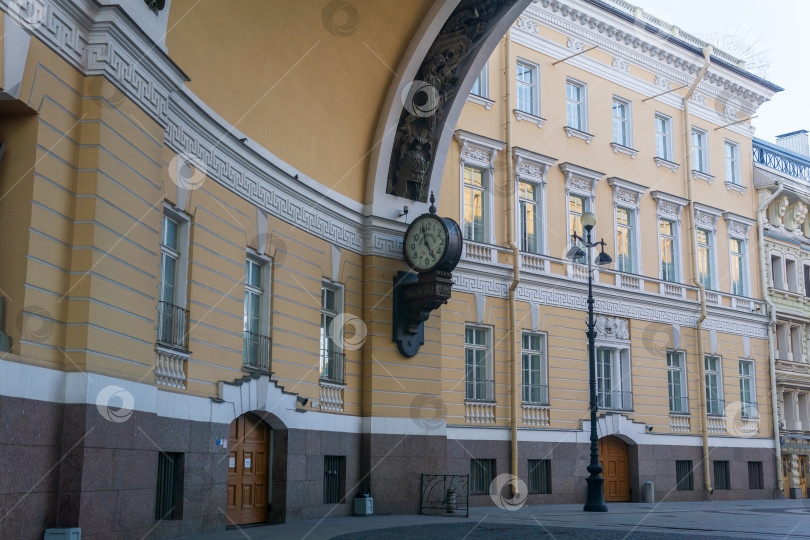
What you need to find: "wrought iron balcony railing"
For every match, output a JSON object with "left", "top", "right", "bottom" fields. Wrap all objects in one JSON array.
[
  {"left": 668, "top": 395, "right": 689, "bottom": 415},
  {"left": 465, "top": 378, "right": 494, "bottom": 402},
  {"left": 740, "top": 401, "right": 758, "bottom": 419},
  {"left": 707, "top": 397, "right": 726, "bottom": 417},
  {"left": 753, "top": 139, "right": 810, "bottom": 181},
  {"left": 597, "top": 390, "right": 633, "bottom": 411},
  {"left": 157, "top": 301, "right": 189, "bottom": 351},
  {"left": 243, "top": 331, "right": 271, "bottom": 371},
  {"left": 521, "top": 383, "right": 549, "bottom": 405},
  {"left": 320, "top": 349, "right": 345, "bottom": 384}
]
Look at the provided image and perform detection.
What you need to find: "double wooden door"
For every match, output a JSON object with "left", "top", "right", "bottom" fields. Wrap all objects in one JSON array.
[
  {"left": 227, "top": 414, "right": 270, "bottom": 525},
  {"left": 800, "top": 456, "right": 808, "bottom": 498},
  {"left": 783, "top": 455, "right": 791, "bottom": 498},
  {"left": 599, "top": 436, "right": 630, "bottom": 502}
]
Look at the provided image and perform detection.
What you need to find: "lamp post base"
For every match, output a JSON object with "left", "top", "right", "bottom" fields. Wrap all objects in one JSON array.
[{"left": 583, "top": 474, "right": 608, "bottom": 512}]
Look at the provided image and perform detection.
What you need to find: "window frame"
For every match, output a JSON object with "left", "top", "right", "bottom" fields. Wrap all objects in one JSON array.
[
  {"left": 739, "top": 359, "right": 757, "bottom": 418},
  {"left": 595, "top": 346, "right": 632, "bottom": 411},
  {"left": 516, "top": 59, "right": 539, "bottom": 116},
  {"left": 470, "top": 61, "right": 489, "bottom": 99},
  {"left": 748, "top": 461, "right": 763, "bottom": 490},
  {"left": 713, "top": 460, "right": 731, "bottom": 490},
  {"left": 518, "top": 180, "right": 542, "bottom": 254},
  {"left": 320, "top": 280, "right": 345, "bottom": 383},
  {"left": 696, "top": 228, "right": 714, "bottom": 291},
  {"left": 728, "top": 237, "right": 746, "bottom": 296},
  {"left": 470, "top": 458, "right": 496, "bottom": 495},
  {"left": 691, "top": 127, "right": 709, "bottom": 174},
  {"left": 704, "top": 355, "right": 724, "bottom": 416},
  {"left": 675, "top": 460, "right": 694, "bottom": 491},
  {"left": 513, "top": 148, "right": 553, "bottom": 256},
  {"left": 667, "top": 350, "right": 688, "bottom": 414},
  {"left": 611, "top": 96, "right": 632, "bottom": 148},
  {"left": 615, "top": 206, "right": 636, "bottom": 274},
  {"left": 724, "top": 140, "right": 741, "bottom": 185},
  {"left": 651, "top": 192, "right": 688, "bottom": 284},
  {"left": 654, "top": 113, "right": 673, "bottom": 161},
  {"left": 565, "top": 78, "right": 588, "bottom": 132},
  {"left": 528, "top": 459, "right": 552, "bottom": 494},
  {"left": 455, "top": 131, "right": 503, "bottom": 247},
  {"left": 521, "top": 332, "right": 548, "bottom": 404},
  {"left": 159, "top": 206, "right": 190, "bottom": 309},
  {"left": 465, "top": 325, "right": 494, "bottom": 402}
]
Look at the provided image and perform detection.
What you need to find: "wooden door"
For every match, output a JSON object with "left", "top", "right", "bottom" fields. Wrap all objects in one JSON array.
[
  {"left": 800, "top": 456, "right": 808, "bottom": 498},
  {"left": 227, "top": 414, "right": 270, "bottom": 526},
  {"left": 782, "top": 455, "right": 791, "bottom": 498},
  {"left": 599, "top": 436, "right": 630, "bottom": 502}
]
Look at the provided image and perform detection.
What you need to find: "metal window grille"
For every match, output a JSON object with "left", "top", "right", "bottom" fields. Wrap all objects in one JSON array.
[
  {"left": 323, "top": 455, "right": 346, "bottom": 504},
  {"left": 155, "top": 452, "right": 183, "bottom": 520},
  {"left": 675, "top": 460, "right": 693, "bottom": 491},
  {"left": 528, "top": 459, "right": 551, "bottom": 494},
  {"left": 714, "top": 461, "right": 731, "bottom": 490},
  {"left": 470, "top": 459, "right": 495, "bottom": 495},
  {"left": 157, "top": 301, "right": 189, "bottom": 350},
  {"left": 748, "top": 461, "right": 764, "bottom": 489}
]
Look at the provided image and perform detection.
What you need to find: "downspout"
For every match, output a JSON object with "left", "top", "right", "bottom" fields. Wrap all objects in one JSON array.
[
  {"left": 758, "top": 180, "right": 785, "bottom": 493},
  {"left": 682, "top": 45, "right": 713, "bottom": 494},
  {"left": 504, "top": 30, "right": 521, "bottom": 497}
]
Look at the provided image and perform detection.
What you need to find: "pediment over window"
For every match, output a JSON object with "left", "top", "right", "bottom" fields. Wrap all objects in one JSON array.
[
  {"left": 607, "top": 177, "right": 647, "bottom": 209},
  {"left": 650, "top": 191, "right": 688, "bottom": 221},
  {"left": 454, "top": 129, "right": 506, "bottom": 169},
  {"left": 722, "top": 212, "right": 755, "bottom": 239},
  {"left": 693, "top": 203, "right": 723, "bottom": 232},
  {"left": 513, "top": 147, "right": 557, "bottom": 184},
  {"left": 595, "top": 315, "right": 630, "bottom": 344},
  {"left": 559, "top": 162, "right": 604, "bottom": 197}
]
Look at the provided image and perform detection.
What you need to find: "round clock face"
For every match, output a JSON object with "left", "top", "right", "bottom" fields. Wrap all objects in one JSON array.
[{"left": 404, "top": 215, "right": 449, "bottom": 272}]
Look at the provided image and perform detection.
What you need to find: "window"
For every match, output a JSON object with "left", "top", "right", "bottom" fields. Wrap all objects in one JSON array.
[
  {"left": 748, "top": 461, "right": 763, "bottom": 489},
  {"left": 705, "top": 355, "right": 723, "bottom": 416},
  {"left": 655, "top": 114, "right": 671, "bottom": 160},
  {"left": 566, "top": 80, "right": 586, "bottom": 130},
  {"left": 158, "top": 212, "right": 189, "bottom": 350},
  {"left": 465, "top": 326, "right": 492, "bottom": 401},
  {"left": 771, "top": 254, "right": 785, "bottom": 289},
  {"left": 696, "top": 229, "right": 712, "bottom": 290},
  {"left": 516, "top": 61, "right": 536, "bottom": 114},
  {"left": 528, "top": 460, "right": 552, "bottom": 494},
  {"left": 155, "top": 452, "right": 184, "bottom": 520},
  {"left": 522, "top": 333, "right": 547, "bottom": 404},
  {"left": 519, "top": 181, "right": 541, "bottom": 253},
  {"left": 660, "top": 220, "right": 677, "bottom": 282},
  {"left": 569, "top": 195, "right": 585, "bottom": 246},
  {"left": 470, "top": 62, "right": 488, "bottom": 98},
  {"left": 470, "top": 459, "right": 496, "bottom": 495},
  {"left": 323, "top": 456, "right": 346, "bottom": 504},
  {"left": 804, "top": 265, "right": 810, "bottom": 297},
  {"left": 729, "top": 238, "right": 745, "bottom": 296},
  {"left": 786, "top": 258, "right": 799, "bottom": 293},
  {"left": 244, "top": 257, "right": 271, "bottom": 370},
  {"left": 739, "top": 360, "right": 756, "bottom": 418},
  {"left": 725, "top": 141, "right": 740, "bottom": 185},
  {"left": 612, "top": 98, "right": 630, "bottom": 146},
  {"left": 691, "top": 129, "right": 708, "bottom": 173},
  {"left": 596, "top": 348, "right": 632, "bottom": 410},
  {"left": 713, "top": 461, "right": 730, "bottom": 490},
  {"left": 667, "top": 351, "right": 688, "bottom": 414},
  {"left": 320, "top": 283, "right": 344, "bottom": 382},
  {"left": 616, "top": 208, "right": 634, "bottom": 273},
  {"left": 675, "top": 460, "right": 694, "bottom": 491},
  {"left": 463, "top": 165, "right": 486, "bottom": 243},
  {"left": 791, "top": 326, "right": 803, "bottom": 363}
]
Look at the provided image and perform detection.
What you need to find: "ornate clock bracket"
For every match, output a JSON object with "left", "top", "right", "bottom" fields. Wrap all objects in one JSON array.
[{"left": 392, "top": 270, "right": 454, "bottom": 357}]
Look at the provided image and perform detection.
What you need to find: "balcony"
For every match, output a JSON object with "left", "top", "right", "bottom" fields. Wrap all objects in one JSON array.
[
  {"left": 753, "top": 138, "right": 810, "bottom": 181},
  {"left": 320, "top": 349, "right": 345, "bottom": 383},
  {"left": 157, "top": 301, "right": 189, "bottom": 351},
  {"left": 243, "top": 331, "right": 271, "bottom": 372},
  {"left": 597, "top": 389, "right": 633, "bottom": 411}
]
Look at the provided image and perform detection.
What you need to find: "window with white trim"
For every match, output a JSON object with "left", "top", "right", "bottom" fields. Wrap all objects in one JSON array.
[
  {"left": 725, "top": 141, "right": 740, "bottom": 185},
  {"left": 465, "top": 326, "right": 492, "bottom": 401},
  {"left": 667, "top": 351, "right": 688, "bottom": 413},
  {"left": 739, "top": 360, "right": 756, "bottom": 418},
  {"left": 566, "top": 80, "right": 586, "bottom": 131},
  {"left": 691, "top": 128, "right": 708, "bottom": 173},
  {"left": 615, "top": 207, "right": 634, "bottom": 273},
  {"left": 705, "top": 355, "right": 723, "bottom": 416},
  {"left": 158, "top": 210, "right": 190, "bottom": 350},
  {"left": 696, "top": 229, "right": 713, "bottom": 290},
  {"left": 660, "top": 219, "right": 678, "bottom": 282},
  {"left": 786, "top": 258, "right": 799, "bottom": 293},
  {"left": 729, "top": 238, "right": 745, "bottom": 296},
  {"left": 244, "top": 256, "right": 272, "bottom": 370},
  {"left": 519, "top": 181, "right": 541, "bottom": 254},
  {"left": 655, "top": 113, "right": 672, "bottom": 160},
  {"left": 612, "top": 98, "right": 631, "bottom": 147},
  {"left": 320, "top": 282, "right": 344, "bottom": 383},
  {"left": 516, "top": 61, "right": 537, "bottom": 115},
  {"left": 463, "top": 165, "right": 487, "bottom": 243},
  {"left": 521, "top": 332, "right": 547, "bottom": 404},
  {"left": 569, "top": 194, "right": 586, "bottom": 247},
  {"left": 596, "top": 348, "right": 632, "bottom": 411},
  {"left": 771, "top": 254, "right": 785, "bottom": 289},
  {"left": 471, "top": 62, "right": 489, "bottom": 99}
]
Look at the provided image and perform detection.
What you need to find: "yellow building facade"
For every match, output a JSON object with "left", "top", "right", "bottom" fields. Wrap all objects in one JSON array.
[{"left": 0, "top": 0, "right": 785, "bottom": 538}]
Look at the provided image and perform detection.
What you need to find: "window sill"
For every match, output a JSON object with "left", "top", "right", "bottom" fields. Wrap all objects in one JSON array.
[
  {"left": 610, "top": 142, "right": 638, "bottom": 159},
  {"left": 563, "top": 126, "right": 594, "bottom": 143},
  {"left": 691, "top": 170, "right": 714, "bottom": 184},
  {"left": 468, "top": 93, "right": 495, "bottom": 110},
  {"left": 522, "top": 401, "right": 550, "bottom": 407},
  {"left": 465, "top": 398, "right": 496, "bottom": 404},
  {"left": 724, "top": 181, "right": 746, "bottom": 194},
  {"left": 654, "top": 156, "right": 680, "bottom": 172},
  {"left": 513, "top": 109, "right": 546, "bottom": 128},
  {"left": 320, "top": 378, "right": 346, "bottom": 387}
]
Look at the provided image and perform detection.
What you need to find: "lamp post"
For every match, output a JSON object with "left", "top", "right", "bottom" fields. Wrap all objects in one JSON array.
[{"left": 566, "top": 211, "right": 612, "bottom": 513}]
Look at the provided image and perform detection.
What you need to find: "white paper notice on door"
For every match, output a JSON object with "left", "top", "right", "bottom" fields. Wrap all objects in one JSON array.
[
  {"left": 229, "top": 457, "right": 235, "bottom": 468},
  {"left": 244, "top": 457, "right": 251, "bottom": 469}
]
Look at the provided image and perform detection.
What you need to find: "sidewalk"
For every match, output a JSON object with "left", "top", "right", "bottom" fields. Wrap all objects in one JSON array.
[{"left": 182, "top": 499, "right": 810, "bottom": 539}]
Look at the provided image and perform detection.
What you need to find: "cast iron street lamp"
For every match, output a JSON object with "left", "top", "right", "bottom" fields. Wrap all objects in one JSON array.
[{"left": 566, "top": 211, "right": 612, "bottom": 512}]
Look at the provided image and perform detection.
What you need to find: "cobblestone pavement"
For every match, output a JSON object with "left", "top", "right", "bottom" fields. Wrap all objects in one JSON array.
[{"left": 184, "top": 500, "right": 810, "bottom": 540}]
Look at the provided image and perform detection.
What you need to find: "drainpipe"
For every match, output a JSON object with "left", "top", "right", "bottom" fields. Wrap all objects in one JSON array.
[
  {"left": 504, "top": 30, "right": 521, "bottom": 498},
  {"left": 758, "top": 179, "right": 784, "bottom": 493},
  {"left": 682, "top": 45, "right": 713, "bottom": 494}
]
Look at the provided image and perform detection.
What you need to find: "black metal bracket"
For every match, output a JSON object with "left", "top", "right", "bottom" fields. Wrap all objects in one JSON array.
[{"left": 392, "top": 270, "right": 454, "bottom": 357}]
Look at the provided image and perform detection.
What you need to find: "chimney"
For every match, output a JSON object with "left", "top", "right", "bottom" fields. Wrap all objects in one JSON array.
[{"left": 776, "top": 130, "right": 810, "bottom": 157}]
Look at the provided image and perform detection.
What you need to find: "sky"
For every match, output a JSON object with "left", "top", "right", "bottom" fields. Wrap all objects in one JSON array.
[{"left": 635, "top": 0, "right": 808, "bottom": 143}]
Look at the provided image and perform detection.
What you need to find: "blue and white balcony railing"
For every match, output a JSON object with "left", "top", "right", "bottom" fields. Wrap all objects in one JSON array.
[{"left": 753, "top": 139, "right": 810, "bottom": 182}]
